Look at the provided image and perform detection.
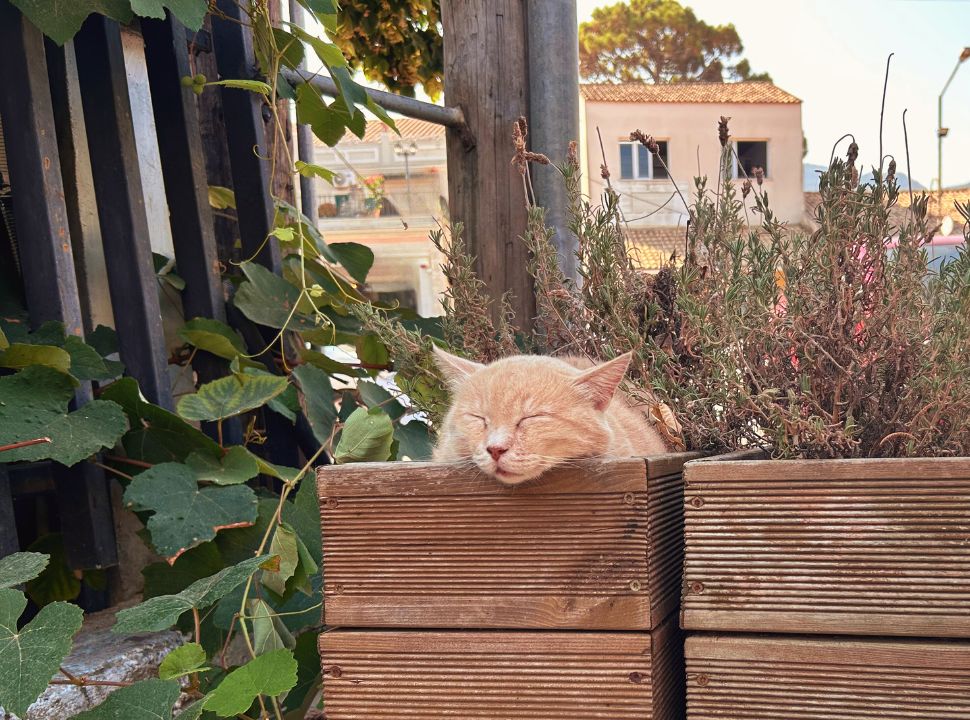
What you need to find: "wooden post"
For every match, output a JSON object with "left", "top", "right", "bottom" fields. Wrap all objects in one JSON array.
[
  {"left": 289, "top": 0, "right": 317, "bottom": 221},
  {"left": 440, "top": 0, "right": 535, "bottom": 329}
]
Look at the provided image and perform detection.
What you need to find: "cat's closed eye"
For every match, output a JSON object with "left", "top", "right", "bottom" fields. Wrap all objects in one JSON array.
[
  {"left": 517, "top": 413, "right": 550, "bottom": 426},
  {"left": 465, "top": 413, "right": 488, "bottom": 427}
]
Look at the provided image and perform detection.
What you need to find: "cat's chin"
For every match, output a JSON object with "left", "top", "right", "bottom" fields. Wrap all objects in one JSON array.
[{"left": 477, "top": 462, "right": 547, "bottom": 487}]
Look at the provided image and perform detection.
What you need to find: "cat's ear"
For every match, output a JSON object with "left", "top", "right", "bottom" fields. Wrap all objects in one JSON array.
[
  {"left": 432, "top": 346, "right": 484, "bottom": 386},
  {"left": 573, "top": 352, "right": 632, "bottom": 411}
]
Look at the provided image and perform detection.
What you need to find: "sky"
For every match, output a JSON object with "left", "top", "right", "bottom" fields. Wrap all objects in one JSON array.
[{"left": 577, "top": 0, "right": 970, "bottom": 188}]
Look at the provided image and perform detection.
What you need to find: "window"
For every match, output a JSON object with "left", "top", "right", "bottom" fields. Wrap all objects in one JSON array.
[
  {"left": 619, "top": 140, "right": 670, "bottom": 180},
  {"left": 735, "top": 141, "right": 768, "bottom": 179}
]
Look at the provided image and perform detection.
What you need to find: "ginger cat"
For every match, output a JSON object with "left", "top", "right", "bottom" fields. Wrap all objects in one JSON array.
[{"left": 432, "top": 348, "right": 668, "bottom": 485}]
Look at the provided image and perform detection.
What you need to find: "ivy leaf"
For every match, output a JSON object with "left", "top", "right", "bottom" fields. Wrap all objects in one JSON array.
[
  {"left": 0, "top": 367, "right": 127, "bottom": 466},
  {"left": 159, "top": 642, "right": 210, "bottom": 680},
  {"left": 292, "top": 364, "right": 337, "bottom": 444},
  {"left": 0, "top": 552, "right": 49, "bottom": 589},
  {"left": 207, "top": 185, "right": 236, "bottom": 210},
  {"left": 113, "top": 555, "right": 272, "bottom": 633},
  {"left": 9, "top": 0, "right": 134, "bottom": 45},
  {"left": 0, "top": 343, "right": 72, "bottom": 374},
  {"left": 101, "top": 378, "right": 220, "bottom": 463},
  {"left": 0, "top": 588, "right": 83, "bottom": 717},
  {"left": 178, "top": 318, "right": 247, "bottom": 361},
  {"left": 326, "top": 242, "right": 373, "bottom": 284},
  {"left": 72, "top": 678, "right": 181, "bottom": 720},
  {"left": 123, "top": 463, "right": 258, "bottom": 561},
  {"left": 129, "top": 0, "right": 208, "bottom": 30},
  {"left": 202, "top": 649, "right": 298, "bottom": 717},
  {"left": 177, "top": 372, "right": 290, "bottom": 422},
  {"left": 185, "top": 446, "right": 260, "bottom": 486},
  {"left": 334, "top": 407, "right": 394, "bottom": 463},
  {"left": 250, "top": 599, "right": 295, "bottom": 655}
]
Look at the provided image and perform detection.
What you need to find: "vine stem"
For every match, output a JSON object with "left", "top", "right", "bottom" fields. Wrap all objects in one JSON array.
[
  {"left": 0, "top": 437, "right": 51, "bottom": 454},
  {"left": 91, "top": 461, "right": 133, "bottom": 482}
]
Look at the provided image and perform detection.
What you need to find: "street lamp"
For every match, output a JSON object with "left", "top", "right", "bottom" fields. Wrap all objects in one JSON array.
[
  {"left": 937, "top": 47, "right": 970, "bottom": 198},
  {"left": 394, "top": 140, "right": 418, "bottom": 213}
]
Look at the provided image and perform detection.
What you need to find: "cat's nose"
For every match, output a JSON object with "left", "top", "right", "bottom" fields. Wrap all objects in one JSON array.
[{"left": 486, "top": 444, "right": 509, "bottom": 461}]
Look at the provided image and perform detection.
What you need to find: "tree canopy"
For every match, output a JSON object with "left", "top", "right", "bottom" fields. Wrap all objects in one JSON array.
[
  {"left": 332, "top": 0, "right": 443, "bottom": 100},
  {"left": 579, "top": 0, "right": 771, "bottom": 84}
]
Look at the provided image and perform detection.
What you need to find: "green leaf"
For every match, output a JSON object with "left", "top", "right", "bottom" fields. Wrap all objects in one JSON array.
[
  {"left": 208, "top": 78, "right": 273, "bottom": 95},
  {"left": 252, "top": 455, "right": 302, "bottom": 484},
  {"left": 355, "top": 333, "right": 389, "bottom": 369},
  {"left": 185, "top": 446, "right": 260, "bottom": 485},
  {"left": 177, "top": 372, "right": 290, "bottom": 422},
  {"left": 101, "top": 378, "right": 220, "bottom": 464},
  {"left": 282, "top": 630, "right": 321, "bottom": 713},
  {"left": 0, "top": 552, "right": 49, "bottom": 589},
  {"left": 365, "top": 95, "right": 397, "bottom": 129},
  {"left": 9, "top": 0, "right": 133, "bottom": 45},
  {"left": 261, "top": 524, "right": 299, "bottom": 598},
  {"left": 288, "top": 24, "right": 345, "bottom": 68},
  {"left": 233, "top": 262, "right": 315, "bottom": 331},
  {"left": 202, "top": 649, "right": 298, "bottom": 717},
  {"left": 25, "top": 534, "right": 79, "bottom": 606},
  {"left": 289, "top": 474, "right": 322, "bottom": 566},
  {"left": 87, "top": 324, "right": 120, "bottom": 355},
  {"left": 0, "top": 343, "right": 72, "bottom": 373},
  {"left": 250, "top": 599, "right": 295, "bottom": 655},
  {"left": 207, "top": 185, "right": 236, "bottom": 210},
  {"left": 179, "top": 318, "right": 247, "bottom": 361},
  {"left": 297, "top": 0, "right": 338, "bottom": 15},
  {"left": 174, "top": 699, "right": 206, "bottom": 720},
  {"left": 273, "top": 27, "right": 305, "bottom": 69},
  {"left": 298, "top": 348, "right": 359, "bottom": 377},
  {"left": 292, "top": 364, "right": 337, "bottom": 445},
  {"left": 63, "top": 335, "right": 116, "bottom": 380},
  {"left": 295, "top": 83, "right": 347, "bottom": 146},
  {"left": 72, "top": 678, "right": 181, "bottom": 720},
  {"left": 394, "top": 420, "right": 434, "bottom": 461},
  {"left": 123, "top": 463, "right": 258, "bottom": 561},
  {"left": 0, "top": 367, "right": 127, "bottom": 466},
  {"left": 328, "top": 242, "right": 374, "bottom": 284},
  {"left": 335, "top": 407, "right": 394, "bottom": 463},
  {"left": 0, "top": 327, "right": 7, "bottom": 350},
  {"left": 330, "top": 65, "right": 368, "bottom": 120},
  {"left": 142, "top": 542, "right": 224, "bottom": 600},
  {"left": 267, "top": 383, "right": 300, "bottom": 423},
  {"left": 153, "top": 252, "right": 185, "bottom": 291},
  {"left": 159, "top": 642, "right": 210, "bottom": 680},
  {"left": 294, "top": 160, "right": 337, "bottom": 183},
  {"left": 0, "top": 588, "right": 83, "bottom": 717},
  {"left": 128, "top": 0, "right": 207, "bottom": 29},
  {"left": 113, "top": 555, "right": 272, "bottom": 634}
]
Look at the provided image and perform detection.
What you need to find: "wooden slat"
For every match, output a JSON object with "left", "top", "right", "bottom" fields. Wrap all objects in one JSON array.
[
  {"left": 686, "top": 633, "right": 970, "bottom": 720},
  {"left": 319, "top": 455, "right": 692, "bottom": 630},
  {"left": 682, "top": 457, "right": 970, "bottom": 637},
  {"left": 321, "top": 617, "right": 683, "bottom": 720},
  {"left": 0, "top": 466, "right": 18, "bottom": 558},
  {"left": 73, "top": 16, "right": 173, "bottom": 409}
]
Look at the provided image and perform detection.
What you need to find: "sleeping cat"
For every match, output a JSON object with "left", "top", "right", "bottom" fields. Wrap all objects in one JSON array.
[{"left": 432, "top": 347, "right": 668, "bottom": 485}]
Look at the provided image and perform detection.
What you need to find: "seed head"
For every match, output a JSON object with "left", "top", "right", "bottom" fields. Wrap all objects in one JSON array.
[
  {"left": 567, "top": 140, "right": 578, "bottom": 166},
  {"left": 753, "top": 166, "right": 765, "bottom": 186},
  {"left": 630, "top": 129, "right": 659, "bottom": 154},
  {"left": 741, "top": 178, "right": 752, "bottom": 199},
  {"left": 718, "top": 116, "right": 731, "bottom": 147},
  {"left": 600, "top": 163, "right": 610, "bottom": 180},
  {"left": 887, "top": 159, "right": 897, "bottom": 185},
  {"left": 847, "top": 141, "right": 859, "bottom": 165}
]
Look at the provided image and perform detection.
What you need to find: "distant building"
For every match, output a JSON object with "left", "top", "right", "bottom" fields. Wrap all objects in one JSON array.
[
  {"left": 313, "top": 118, "right": 448, "bottom": 317},
  {"left": 580, "top": 81, "right": 804, "bottom": 269}
]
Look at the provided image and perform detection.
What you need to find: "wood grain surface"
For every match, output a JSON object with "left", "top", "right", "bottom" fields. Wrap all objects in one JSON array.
[
  {"left": 686, "top": 633, "right": 970, "bottom": 719},
  {"left": 320, "top": 615, "right": 684, "bottom": 720},
  {"left": 318, "top": 454, "right": 698, "bottom": 630},
  {"left": 682, "top": 457, "right": 970, "bottom": 637}
]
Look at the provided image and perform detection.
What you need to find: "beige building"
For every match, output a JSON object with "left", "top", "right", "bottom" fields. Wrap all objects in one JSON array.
[
  {"left": 580, "top": 82, "right": 804, "bottom": 264},
  {"left": 313, "top": 118, "right": 448, "bottom": 316}
]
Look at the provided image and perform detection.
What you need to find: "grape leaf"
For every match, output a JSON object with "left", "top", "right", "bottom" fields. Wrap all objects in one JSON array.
[
  {"left": 63, "top": 335, "right": 117, "bottom": 380},
  {"left": 0, "top": 588, "right": 83, "bottom": 717},
  {"left": 0, "top": 366, "right": 127, "bottom": 466},
  {"left": 202, "top": 649, "right": 298, "bottom": 717},
  {"left": 185, "top": 446, "right": 260, "bottom": 485},
  {"left": 158, "top": 642, "right": 210, "bottom": 680},
  {"left": 250, "top": 599, "right": 294, "bottom": 655},
  {"left": 9, "top": 0, "right": 133, "bottom": 45},
  {"left": 0, "top": 343, "right": 71, "bottom": 373},
  {"left": 260, "top": 524, "right": 299, "bottom": 598},
  {"left": 113, "top": 555, "right": 272, "bottom": 634},
  {"left": 174, "top": 699, "right": 206, "bottom": 720},
  {"left": 177, "top": 372, "right": 290, "bottom": 422},
  {"left": 178, "top": 317, "right": 246, "bottom": 361},
  {"left": 128, "top": 0, "right": 207, "bottom": 29},
  {"left": 334, "top": 407, "right": 394, "bottom": 463},
  {"left": 327, "top": 242, "right": 373, "bottom": 284},
  {"left": 123, "top": 463, "right": 258, "bottom": 561},
  {"left": 292, "top": 364, "right": 337, "bottom": 444},
  {"left": 72, "top": 678, "right": 180, "bottom": 720},
  {"left": 0, "top": 552, "right": 49, "bottom": 589}
]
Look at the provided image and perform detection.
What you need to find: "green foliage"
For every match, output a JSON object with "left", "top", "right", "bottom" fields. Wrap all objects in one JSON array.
[
  {"left": 158, "top": 642, "right": 210, "bottom": 680},
  {"left": 0, "top": 587, "right": 83, "bottom": 717},
  {"left": 124, "top": 463, "right": 258, "bottom": 560},
  {"left": 178, "top": 317, "right": 247, "bottom": 361},
  {"left": 579, "top": 0, "right": 770, "bottom": 83},
  {"left": 185, "top": 446, "right": 260, "bottom": 485},
  {"left": 0, "top": 366, "right": 127, "bottom": 466},
  {"left": 332, "top": 0, "right": 444, "bottom": 99},
  {"left": 202, "top": 649, "right": 298, "bottom": 717},
  {"left": 334, "top": 406, "right": 395, "bottom": 463},
  {"left": 177, "top": 372, "right": 290, "bottom": 422},
  {"left": 11, "top": 0, "right": 207, "bottom": 44},
  {"left": 0, "top": 552, "right": 49, "bottom": 589},
  {"left": 72, "top": 678, "right": 181, "bottom": 720}
]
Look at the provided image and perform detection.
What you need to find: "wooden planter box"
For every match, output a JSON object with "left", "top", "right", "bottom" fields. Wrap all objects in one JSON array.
[
  {"left": 320, "top": 614, "right": 684, "bottom": 720},
  {"left": 317, "top": 454, "right": 698, "bottom": 630},
  {"left": 685, "top": 633, "right": 970, "bottom": 720},
  {"left": 682, "top": 457, "right": 970, "bottom": 637}
]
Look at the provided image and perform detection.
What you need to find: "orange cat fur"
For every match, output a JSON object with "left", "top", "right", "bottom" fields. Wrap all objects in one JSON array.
[{"left": 432, "top": 348, "right": 668, "bottom": 485}]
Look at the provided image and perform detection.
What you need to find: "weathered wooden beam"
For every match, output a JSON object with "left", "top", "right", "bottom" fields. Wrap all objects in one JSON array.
[
  {"left": 287, "top": 0, "right": 317, "bottom": 220},
  {"left": 0, "top": 467, "right": 18, "bottom": 558},
  {"left": 210, "top": 0, "right": 281, "bottom": 272},
  {"left": 73, "top": 16, "right": 174, "bottom": 410},
  {"left": 440, "top": 0, "right": 535, "bottom": 328}
]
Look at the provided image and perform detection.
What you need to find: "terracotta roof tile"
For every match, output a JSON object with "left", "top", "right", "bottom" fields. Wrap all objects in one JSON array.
[
  {"left": 581, "top": 81, "right": 801, "bottom": 105},
  {"left": 896, "top": 186, "right": 970, "bottom": 226},
  {"left": 626, "top": 227, "right": 687, "bottom": 270}
]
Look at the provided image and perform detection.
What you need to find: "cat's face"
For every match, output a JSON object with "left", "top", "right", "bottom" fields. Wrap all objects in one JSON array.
[{"left": 433, "top": 349, "right": 631, "bottom": 485}]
